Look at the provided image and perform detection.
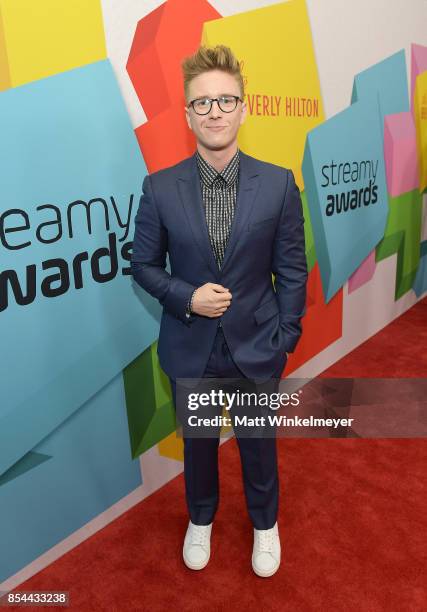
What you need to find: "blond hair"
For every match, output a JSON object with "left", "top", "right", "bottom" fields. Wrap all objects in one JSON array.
[{"left": 181, "top": 45, "right": 244, "bottom": 102}]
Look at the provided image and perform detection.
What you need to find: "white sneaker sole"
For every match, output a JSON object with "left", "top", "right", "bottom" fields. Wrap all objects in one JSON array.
[
  {"left": 183, "top": 548, "right": 210, "bottom": 570},
  {"left": 252, "top": 557, "right": 280, "bottom": 577}
]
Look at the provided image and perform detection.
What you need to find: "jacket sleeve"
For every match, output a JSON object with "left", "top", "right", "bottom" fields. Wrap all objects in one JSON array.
[
  {"left": 130, "top": 174, "right": 197, "bottom": 325},
  {"left": 272, "top": 169, "right": 308, "bottom": 353}
]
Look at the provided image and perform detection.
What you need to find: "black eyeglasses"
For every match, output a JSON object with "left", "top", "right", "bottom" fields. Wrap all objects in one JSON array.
[{"left": 188, "top": 95, "right": 242, "bottom": 115}]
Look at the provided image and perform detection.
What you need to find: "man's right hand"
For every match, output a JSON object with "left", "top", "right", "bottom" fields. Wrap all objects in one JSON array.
[{"left": 191, "top": 283, "right": 232, "bottom": 318}]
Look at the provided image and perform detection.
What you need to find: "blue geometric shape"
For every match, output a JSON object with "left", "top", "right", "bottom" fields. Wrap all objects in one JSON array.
[
  {"left": 0, "top": 373, "right": 141, "bottom": 583},
  {"left": 0, "top": 451, "right": 52, "bottom": 487},
  {"left": 0, "top": 59, "right": 160, "bottom": 476},
  {"left": 302, "top": 96, "right": 389, "bottom": 302},
  {"left": 351, "top": 49, "right": 409, "bottom": 136},
  {"left": 413, "top": 240, "right": 427, "bottom": 297}
]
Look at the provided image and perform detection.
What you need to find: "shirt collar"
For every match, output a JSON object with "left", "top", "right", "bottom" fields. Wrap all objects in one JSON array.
[{"left": 196, "top": 148, "right": 240, "bottom": 188}]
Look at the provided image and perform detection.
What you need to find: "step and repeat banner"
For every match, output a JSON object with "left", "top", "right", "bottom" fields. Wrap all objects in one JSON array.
[{"left": 0, "top": 0, "right": 426, "bottom": 588}]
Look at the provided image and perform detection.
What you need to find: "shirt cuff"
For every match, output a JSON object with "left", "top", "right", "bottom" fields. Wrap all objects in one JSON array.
[{"left": 185, "top": 288, "right": 197, "bottom": 318}]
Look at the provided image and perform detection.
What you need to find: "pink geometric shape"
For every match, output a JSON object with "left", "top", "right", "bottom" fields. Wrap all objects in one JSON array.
[
  {"left": 348, "top": 250, "right": 376, "bottom": 293},
  {"left": 410, "top": 43, "right": 427, "bottom": 115},
  {"left": 384, "top": 112, "right": 419, "bottom": 197}
]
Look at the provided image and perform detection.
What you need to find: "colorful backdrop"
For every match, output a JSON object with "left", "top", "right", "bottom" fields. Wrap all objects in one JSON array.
[{"left": 0, "top": 0, "right": 426, "bottom": 588}]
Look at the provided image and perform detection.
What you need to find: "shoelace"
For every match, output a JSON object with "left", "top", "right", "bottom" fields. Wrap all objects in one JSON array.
[
  {"left": 190, "top": 525, "right": 209, "bottom": 547},
  {"left": 258, "top": 528, "right": 275, "bottom": 553}
]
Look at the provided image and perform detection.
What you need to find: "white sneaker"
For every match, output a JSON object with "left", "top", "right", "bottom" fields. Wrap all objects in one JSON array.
[
  {"left": 183, "top": 520, "right": 213, "bottom": 570},
  {"left": 252, "top": 522, "right": 281, "bottom": 577}
]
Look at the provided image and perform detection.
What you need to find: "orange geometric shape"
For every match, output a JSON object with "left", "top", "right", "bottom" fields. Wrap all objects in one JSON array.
[
  {"left": 135, "top": 100, "right": 196, "bottom": 173},
  {"left": 127, "top": 0, "right": 221, "bottom": 171}
]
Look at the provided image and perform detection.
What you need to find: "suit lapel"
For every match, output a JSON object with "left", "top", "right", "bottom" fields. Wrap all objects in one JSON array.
[
  {"left": 176, "top": 149, "right": 260, "bottom": 277},
  {"left": 221, "top": 150, "right": 260, "bottom": 271},
  {"left": 177, "top": 153, "right": 220, "bottom": 278}
]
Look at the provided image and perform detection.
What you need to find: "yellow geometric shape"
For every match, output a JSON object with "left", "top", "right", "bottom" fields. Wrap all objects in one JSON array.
[
  {"left": 0, "top": 0, "right": 106, "bottom": 90},
  {"left": 202, "top": 0, "right": 325, "bottom": 191},
  {"left": 158, "top": 411, "right": 233, "bottom": 459},
  {"left": 414, "top": 70, "right": 427, "bottom": 192},
  {"left": 158, "top": 430, "right": 184, "bottom": 462},
  {"left": 0, "top": 6, "right": 11, "bottom": 91},
  {"left": 220, "top": 403, "right": 233, "bottom": 436}
]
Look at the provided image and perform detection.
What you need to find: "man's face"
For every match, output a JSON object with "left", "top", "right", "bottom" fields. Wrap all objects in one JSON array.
[{"left": 185, "top": 69, "right": 247, "bottom": 151}]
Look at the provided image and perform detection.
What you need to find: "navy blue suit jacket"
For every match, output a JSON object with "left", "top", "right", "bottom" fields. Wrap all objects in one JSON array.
[{"left": 130, "top": 149, "right": 308, "bottom": 382}]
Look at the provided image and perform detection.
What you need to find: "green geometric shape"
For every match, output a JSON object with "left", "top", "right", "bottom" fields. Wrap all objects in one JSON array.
[
  {"left": 0, "top": 451, "right": 52, "bottom": 487},
  {"left": 123, "top": 340, "right": 176, "bottom": 458},
  {"left": 375, "top": 189, "right": 422, "bottom": 300},
  {"left": 151, "top": 341, "right": 173, "bottom": 409},
  {"left": 301, "top": 189, "right": 316, "bottom": 272}
]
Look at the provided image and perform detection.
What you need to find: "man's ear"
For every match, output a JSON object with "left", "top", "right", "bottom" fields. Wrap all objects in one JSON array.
[
  {"left": 240, "top": 101, "right": 247, "bottom": 125},
  {"left": 184, "top": 105, "right": 192, "bottom": 131}
]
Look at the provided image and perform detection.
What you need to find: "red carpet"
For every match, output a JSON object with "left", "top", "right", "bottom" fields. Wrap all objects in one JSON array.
[{"left": 10, "top": 298, "right": 427, "bottom": 611}]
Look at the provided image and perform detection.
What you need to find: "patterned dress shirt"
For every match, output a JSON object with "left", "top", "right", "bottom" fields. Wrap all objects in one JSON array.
[{"left": 186, "top": 148, "right": 240, "bottom": 321}]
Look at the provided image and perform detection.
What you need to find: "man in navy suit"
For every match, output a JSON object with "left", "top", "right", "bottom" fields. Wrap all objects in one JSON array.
[{"left": 131, "top": 45, "right": 307, "bottom": 578}]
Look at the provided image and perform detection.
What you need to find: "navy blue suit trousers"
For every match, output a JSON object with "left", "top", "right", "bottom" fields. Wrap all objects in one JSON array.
[{"left": 169, "top": 324, "right": 286, "bottom": 530}]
